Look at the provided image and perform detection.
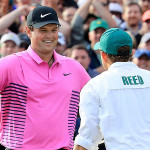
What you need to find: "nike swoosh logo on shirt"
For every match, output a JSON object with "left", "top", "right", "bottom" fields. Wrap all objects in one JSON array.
[
  {"left": 63, "top": 73, "right": 71, "bottom": 76},
  {"left": 41, "top": 13, "right": 51, "bottom": 18}
]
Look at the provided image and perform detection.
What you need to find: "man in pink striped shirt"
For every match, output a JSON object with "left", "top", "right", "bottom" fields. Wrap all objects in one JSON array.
[{"left": 0, "top": 6, "right": 90, "bottom": 150}]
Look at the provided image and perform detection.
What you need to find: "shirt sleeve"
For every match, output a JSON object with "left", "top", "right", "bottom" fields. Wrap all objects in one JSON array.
[
  {"left": 74, "top": 80, "right": 102, "bottom": 149},
  {"left": 80, "top": 68, "right": 91, "bottom": 90}
]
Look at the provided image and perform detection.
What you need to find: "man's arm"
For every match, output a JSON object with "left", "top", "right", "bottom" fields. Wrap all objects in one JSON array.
[
  {"left": 70, "top": 0, "right": 92, "bottom": 45},
  {"left": 74, "top": 80, "right": 102, "bottom": 149},
  {"left": 74, "top": 145, "right": 87, "bottom": 150},
  {"left": 74, "top": 0, "right": 92, "bottom": 19},
  {"left": 92, "top": 0, "right": 117, "bottom": 28},
  {"left": 0, "top": 5, "right": 30, "bottom": 34}
]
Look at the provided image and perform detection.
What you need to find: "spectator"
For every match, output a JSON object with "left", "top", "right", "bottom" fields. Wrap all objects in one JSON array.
[
  {"left": 139, "top": 10, "right": 150, "bottom": 35},
  {"left": 55, "top": 32, "right": 67, "bottom": 55},
  {"left": 70, "top": 0, "right": 117, "bottom": 47},
  {"left": 57, "top": 0, "right": 78, "bottom": 13},
  {"left": 18, "top": 33, "right": 31, "bottom": 51},
  {"left": 138, "top": 32, "right": 150, "bottom": 50},
  {"left": 88, "top": 18, "right": 109, "bottom": 73},
  {"left": 0, "top": 32, "right": 20, "bottom": 58},
  {"left": 0, "top": 5, "right": 30, "bottom": 34},
  {"left": 70, "top": 44, "right": 99, "bottom": 78},
  {"left": 82, "top": 13, "right": 98, "bottom": 45},
  {"left": 62, "top": 47, "right": 72, "bottom": 57},
  {"left": 0, "top": 6, "right": 90, "bottom": 150},
  {"left": 138, "top": 0, "right": 150, "bottom": 14},
  {"left": 109, "top": 2, "right": 123, "bottom": 27},
  {"left": 62, "top": 7, "right": 77, "bottom": 24},
  {"left": 120, "top": 1, "right": 142, "bottom": 45},
  {"left": 126, "top": 30, "right": 138, "bottom": 55},
  {"left": 0, "top": 0, "right": 14, "bottom": 18},
  {"left": 132, "top": 49, "right": 150, "bottom": 70}
]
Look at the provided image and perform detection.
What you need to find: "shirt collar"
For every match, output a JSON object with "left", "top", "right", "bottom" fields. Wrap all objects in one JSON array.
[
  {"left": 108, "top": 62, "right": 138, "bottom": 70},
  {"left": 26, "top": 46, "right": 61, "bottom": 65}
]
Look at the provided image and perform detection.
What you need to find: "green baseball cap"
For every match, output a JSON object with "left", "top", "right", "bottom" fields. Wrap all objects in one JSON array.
[
  {"left": 89, "top": 19, "right": 109, "bottom": 32},
  {"left": 93, "top": 28, "right": 133, "bottom": 55}
]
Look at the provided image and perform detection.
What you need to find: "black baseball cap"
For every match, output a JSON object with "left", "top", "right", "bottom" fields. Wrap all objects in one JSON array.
[{"left": 27, "top": 6, "right": 60, "bottom": 28}]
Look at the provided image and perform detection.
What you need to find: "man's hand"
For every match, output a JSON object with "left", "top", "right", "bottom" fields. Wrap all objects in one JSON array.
[
  {"left": 41, "top": 0, "right": 61, "bottom": 17},
  {"left": 92, "top": 0, "right": 108, "bottom": 8},
  {"left": 41, "top": 0, "right": 59, "bottom": 10},
  {"left": 18, "top": 5, "right": 30, "bottom": 16}
]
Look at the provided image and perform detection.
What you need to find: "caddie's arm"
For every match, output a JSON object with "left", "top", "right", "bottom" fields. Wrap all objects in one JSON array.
[{"left": 74, "top": 80, "right": 102, "bottom": 149}]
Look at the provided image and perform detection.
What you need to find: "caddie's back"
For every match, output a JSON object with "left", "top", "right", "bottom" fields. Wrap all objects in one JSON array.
[{"left": 90, "top": 28, "right": 150, "bottom": 150}]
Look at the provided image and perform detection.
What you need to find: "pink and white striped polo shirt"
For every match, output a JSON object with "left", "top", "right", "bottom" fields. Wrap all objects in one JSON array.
[{"left": 0, "top": 46, "right": 90, "bottom": 150}]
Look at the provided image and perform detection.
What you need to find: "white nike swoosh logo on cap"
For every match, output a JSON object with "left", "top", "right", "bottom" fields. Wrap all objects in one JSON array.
[{"left": 41, "top": 13, "right": 52, "bottom": 18}]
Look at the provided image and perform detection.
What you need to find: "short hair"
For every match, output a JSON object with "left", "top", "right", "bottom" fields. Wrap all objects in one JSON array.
[
  {"left": 123, "top": 1, "right": 142, "bottom": 14},
  {"left": 126, "top": 31, "right": 137, "bottom": 49},
  {"left": 106, "top": 46, "right": 132, "bottom": 62},
  {"left": 71, "top": 44, "right": 90, "bottom": 57},
  {"left": 84, "top": 13, "right": 98, "bottom": 24}
]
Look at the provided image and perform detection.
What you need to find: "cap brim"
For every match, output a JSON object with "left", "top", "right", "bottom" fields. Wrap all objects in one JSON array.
[
  {"left": 135, "top": 51, "right": 150, "bottom": 58},
  {"left": 33, "top": 21, "right": 61, "bottom": 28},
  {"left": 93, "top": 42, "right": 100, "bottom": 50},
  {"left": 137, "top": 53, "right": 150, "bottom": 58}
]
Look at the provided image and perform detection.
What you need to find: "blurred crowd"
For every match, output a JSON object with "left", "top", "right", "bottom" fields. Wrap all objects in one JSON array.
[{"left": 1, "top": 0, "right": 150, "bottom": 149}]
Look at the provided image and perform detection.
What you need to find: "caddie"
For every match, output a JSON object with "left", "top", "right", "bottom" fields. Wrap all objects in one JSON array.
[{"left": 74, "top": 28, "right": 150, "bottom": 150}]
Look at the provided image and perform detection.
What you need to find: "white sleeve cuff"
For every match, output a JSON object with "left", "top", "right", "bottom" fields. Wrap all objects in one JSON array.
[{"left": 74, "top": 134, "right": 98, "bottom": 150}]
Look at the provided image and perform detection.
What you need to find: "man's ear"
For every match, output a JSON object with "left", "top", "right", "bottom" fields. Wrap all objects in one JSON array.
[
  {"left": 101, "top": 51, "right": 107, "bottom": 62},
  {"left": 25, "top": 26, "right": 31, "bottom": 39}
]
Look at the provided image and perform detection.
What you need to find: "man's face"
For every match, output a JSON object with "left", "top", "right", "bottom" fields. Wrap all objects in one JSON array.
[
  {"left": 88, "top": 27, "right": 106, "bottom": 48},
  {"left": 26, "top": 24, "right": 58, "bottom": 55},
  {"left": 57, "top": 0, "right": 65, "bottom": 12},
  {"left": 62, "top": 7, "right": 77, "bottom": 24},
  {"left": 133, "top": 55, "right": 150, "bottom": 70},
  {"left": 55, "top": 43, "right": 66, "bottom": 55},
  {"left": 71, "top": 49, "right": 90, "bottom": 70},
  {"left": 123, "top": 4, "right": 142, "bottom": 27},
  {"left": 0, "top": 41, "right": 18, "bottom": 57},
  {"left": 138, "top": 0, "right": 150, "bottom": 13}
]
